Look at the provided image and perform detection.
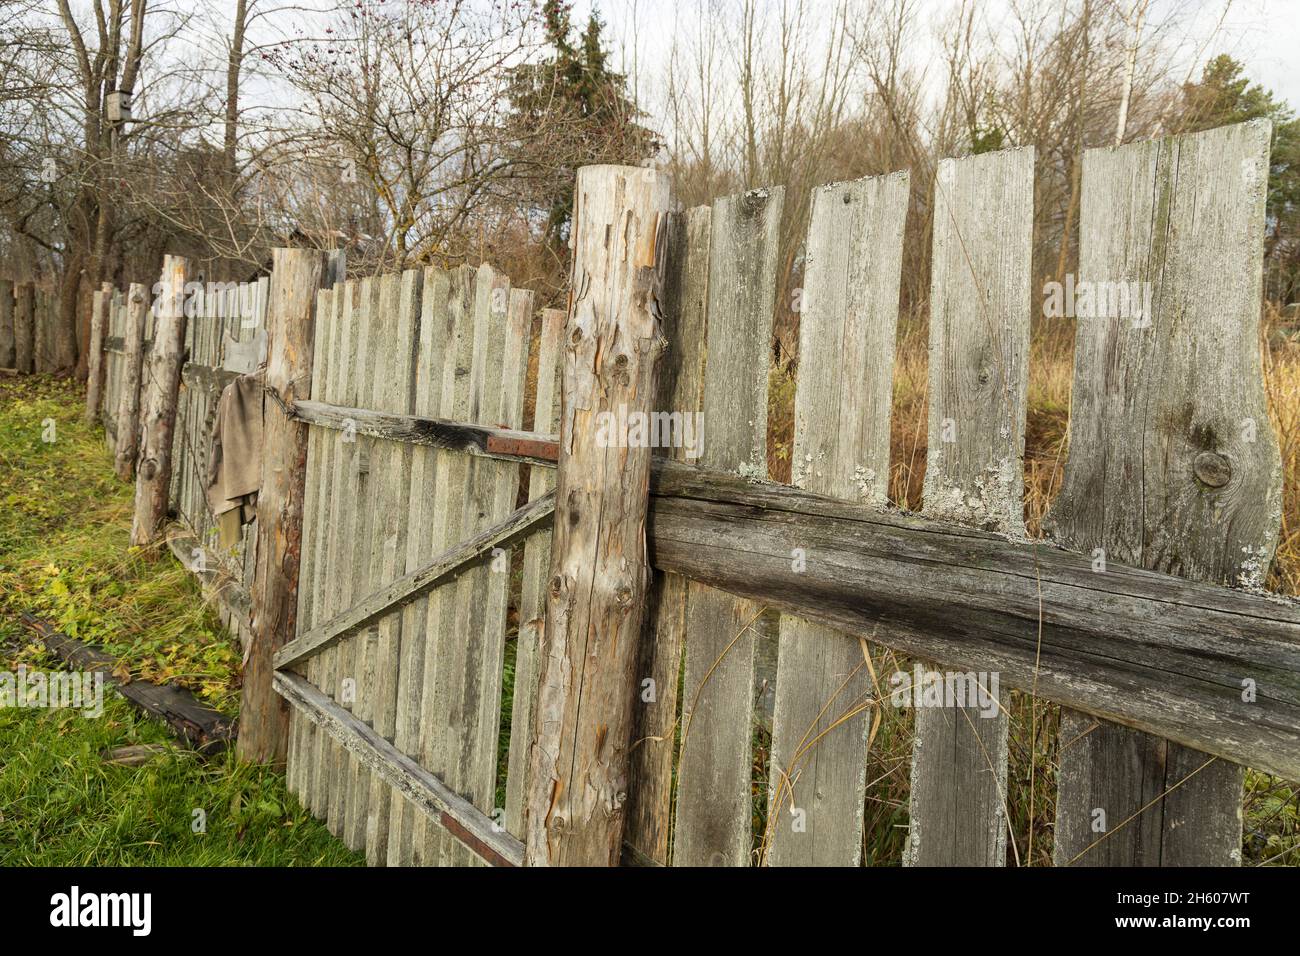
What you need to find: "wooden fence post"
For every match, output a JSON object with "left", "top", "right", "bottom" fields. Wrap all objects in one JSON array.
[
  {"left": 524, "top": 165, "right": 673, "bottom": 866},
  {"left": 114, "top": 284, "right": 149, "bottom": 481},
  {"left": 14, "top": 282, "right": 34, "bottom": 374},
  {"left": 240, "top": 247, "right": 325, "bottom": 765},
  {"left": 0, "top": 280, "right": 14, "bottom": 369},
  {"left": 131, "top": 256, "right": 189, "bottom": 547},
  {"left": 84, "top": 284, "right": 111, "bottom": 424}
]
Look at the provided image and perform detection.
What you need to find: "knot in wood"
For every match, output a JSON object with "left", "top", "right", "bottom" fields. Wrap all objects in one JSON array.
[
  {"left": 977, "top": 369, "right": 991, "bottom": 386},
  {"left": 549, "top": 574, "right": 565, "bottom": 599},
  {"left": 614, "top": 584, "right": 635, "bottom": 609},
  {"left": 139, "top": 459, "right": 157, "bottom": 481},
  {"left": 570, "top": 327, "right": 584, "bottom": 345},
  {"left": 1193, "top": 451, "right": 1232, "bottom": 488}
]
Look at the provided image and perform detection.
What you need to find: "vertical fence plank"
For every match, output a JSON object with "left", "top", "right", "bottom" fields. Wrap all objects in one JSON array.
[
  {"left": 765, "top": 171, "right": 910, "bottom": 866},
  {"left": 14, "top": 282, "right": 34, "bottom": 374},
  {"left": 1046, "top": 120, "right": 1280, "bottom": 867},
  {"left": 114, "top": 285, "right": 148, "bottom": 481},
  {"left": 903, "top": 147, "right": 1034, "bottom": 867},
  {"left": 435, "top": 280, "right": 530, "bottom": 867},
  {"left": 670, "top": 186, "right": 784, "bottom": 867},
  {"left": 387, "top": 267, "right": 456, "bottom": 865},
  {"left": 131, "top": 257, "right": 189, "bottom": 547},
  {"left": 411, "top": 265, "right": 481, "bottom": 863},
  {"left": 525, "top": 165, "right": 673, "bottom": 866},
  {"left": 307, "top": 285, "right": 346, "bottom": 821},
  {"left": 331, "top": 278, "right": 379, "bottom": 843},
  {"left": 504, "top": 306, "right": 566, "bottom": 839},
  {"left": 363, "top": 268, "right": 423, "bottom": 864},
  {"left": 623, "top": 205, "right": 711, "bottom": 863},
  {"left": 0, "top": 280, "right": 15, "bottom": 368},
  {"left": 290, "top": 282, "right": 337, "bottom": 808},
  {"left": 419, "top": 264, "right": 508, "bottom": 864},
  {"left": 241, "top": 248, "right": 323, "bottom": 764}
]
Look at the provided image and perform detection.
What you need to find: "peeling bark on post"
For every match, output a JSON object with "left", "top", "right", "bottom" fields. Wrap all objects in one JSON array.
[
  {"left": 524, "top": 165, "right": 673, "bottom": 866},
  {"left": 114, "top": 284, "right": 149, "bottom": 481},
  {"left": 84, "top": 284, "right": 111, "bottom": 424},
  {"left": 240, "top": 248, "right": 325, "bottom": 765},
  {"left": 131, "top": 257, "right": 189, "bottom": 547}
]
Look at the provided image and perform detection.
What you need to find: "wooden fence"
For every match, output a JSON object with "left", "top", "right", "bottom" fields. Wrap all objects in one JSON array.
[
  {"left": 0, "top": 280, "right": 63, "bottom": 373},
  {"left": 70, "top": 117, "right": 1300, "bottom": 866}
]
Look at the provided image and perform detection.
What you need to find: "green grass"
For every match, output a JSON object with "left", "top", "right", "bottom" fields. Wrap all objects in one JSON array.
[
  {"left": 1, "top": 374, "right": 358, "bottom": 866},
  {"left": 0, "top": 375, "right": 239, "bottom": 714},
  {"left": 0, "top": 677, "right": 360, "bottom": 865}
]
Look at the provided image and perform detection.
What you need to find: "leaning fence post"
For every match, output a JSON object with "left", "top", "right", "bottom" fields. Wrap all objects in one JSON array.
[
  {"left": 14, "top": 282, "right": 35, "bottom": 374},
  {"left": 84, "top": 284, "right": 111, "bottom": 424},
  {"left": 131, "top": 256, "right": 189, "bottom": 547},
  {"left": 239, "top": 247, "right": 325, "bottom": 765},
  {"left": 524, "top": 165, "right": 673, "bottom": 866},
  {"left": 0, "top": 280, "right": 14, "bottom": 369},
  {"left": 114, "top": 284, "right": 149, "bottom": 481}
]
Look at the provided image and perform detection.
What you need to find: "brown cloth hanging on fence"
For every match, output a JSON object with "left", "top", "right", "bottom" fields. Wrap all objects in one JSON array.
[{"left": 205, "top": 371, "right": 264, "bottom": 549}]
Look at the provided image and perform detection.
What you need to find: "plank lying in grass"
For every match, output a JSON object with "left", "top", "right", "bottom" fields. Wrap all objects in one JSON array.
[
  {"left": 646, "top": 465, "right": 1300, "bottom": 781},
  {"left": 21, "top": 613, "right": 235, "bottom": 755}
]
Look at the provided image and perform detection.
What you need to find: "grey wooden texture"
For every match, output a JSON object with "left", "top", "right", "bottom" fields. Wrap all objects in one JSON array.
[
  {"left": 0, "top": 280, "right": 14, "bottom": 368},
  {"left": 84, "top": 289, "right": 108, "bottom": 423},
  {"left": 14, "top": 283, "right": 34, "bottom": 373},
  {"left": 113, "top": 285, "right": 148, "bottom": 481},
  {"left": 1047, "top": 120, "right": 1280, "bottom": 867},
  {"left": 504, "top": 307, "right": 566, "bottom": 838},
  {"left": 131, "top": 257, "right": 188, "bottom": 547},
  {"left": 624, "top": 205, "right": 711, "bottom": 863},
  {"left": 766, "top": 171, "right": 909, "bottom": 866},
  {"left": 905, "top": 147, "right": 1033, "bottom": 867},
  {"left": 333, "top": 278, "right": 380, "bottom": 848},
  {"left": 427, "top": 267, "right": 525, "bottom": 866},
  {"left": 408, "top": 266, "right": 482, "bottom": 863},
  {"left": 309, "top": 284, "right": 349, "bottom": 822},
  {"left": 647, "top": 462, "right": 1300, "bottom": 781},
  {"left": 288, "top": 285, "right": 335, "bottom": 805},
  {"left": 673, "top": 186, "right": 784, "bottom": 867},
  {"left": 357, "top": 269, "right": 421, "bottom": 864},
  {"left": 387, "top": 267, "right": 457, "bottom": 866},
  {"left": 275, "top": 671, "right": 524, "bottom": 867}
]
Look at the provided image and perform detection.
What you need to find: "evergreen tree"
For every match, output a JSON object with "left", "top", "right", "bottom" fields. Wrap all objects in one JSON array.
[{"left": 507, "top": 0, "right": 658, "bottom": 245}]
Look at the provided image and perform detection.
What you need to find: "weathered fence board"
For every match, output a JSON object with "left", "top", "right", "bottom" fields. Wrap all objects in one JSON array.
[
  {"left": 409, "top": 266, "right": 481, "bottom": 863},
  {"left": 14, "top": 282, "right": 34, "bottom": 373},
  {"left": 766, "top": 170, "right": 910, "bottom": 866},
  {"left": 387, "top": 267, "right": 456, "bottom": 866},
  {"left": 504, "top": 307, "right": 566, "bottom": 839},
  {"left": 112, "top": 286, "right": 148, "bottom": 478},
  {"left": 905, "top": 146, "right": 1034, "bottom": 867},
  {"left": 623, "top": 205, "right": 711, "bottom": 863},
  {"left": 1046, "top": 119, "right": 1281, "bottom": 866},
  {"left": 362, "top": 268, "right": 423, "bottom": 864},
  {"left": 673, "top": 186, "right": 784, "bottom": 867},
  {"left": 0, "top": 280, "right": 14, "bottom": 369}
]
